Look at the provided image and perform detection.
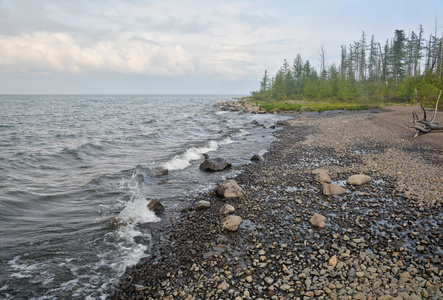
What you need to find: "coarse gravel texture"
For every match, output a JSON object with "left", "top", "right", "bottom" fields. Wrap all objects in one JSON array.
[{"left": 110, "top": 106, "right": 442, "bottom": 300}]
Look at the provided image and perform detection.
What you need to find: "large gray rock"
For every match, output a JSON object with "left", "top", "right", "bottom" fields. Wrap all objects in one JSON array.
[
  {"left": 315, "top": 171, "right": 331, "bottom": 183},
  {"left": 321, "top": 183, "right": 346, "bottom": 196},
  {"left": 221, "top": 215, "right": 243, "bottom": 231},
  {"left": 312, "top": 168, "right": 328, "bottom": 175},
  {"left": 215, "top": 180, "right": 245, "bottom": 198},
  {"left": 199, "top": 157, "right": 232, "bottom": 172},
  {"left": 309, "top": 213, "right": 326, "bottom": 229},
  {"left": 347, "top": 174, "right": 372, "bottom": 186}
]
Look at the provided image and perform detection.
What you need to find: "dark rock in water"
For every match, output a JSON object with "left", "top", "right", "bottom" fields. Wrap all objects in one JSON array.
[
  {"left": 250, "top": 154, "right": 263, "bottom": 162},
  {"left": 199, "top": 157, "right": 231, "bottom": 172},
  {"left": 108, "top": 217, "right": 122, "bottom": 230},
  {"left": 154, "top": 169, "right": 169, "bottom": 177},
  {"left": 147, "top": 198, "right": 165, "bottom": 212}
]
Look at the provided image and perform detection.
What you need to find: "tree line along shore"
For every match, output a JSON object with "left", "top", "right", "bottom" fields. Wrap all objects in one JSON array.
[{"left": 251, "top": 25, "right": 443, "bottom": 112}]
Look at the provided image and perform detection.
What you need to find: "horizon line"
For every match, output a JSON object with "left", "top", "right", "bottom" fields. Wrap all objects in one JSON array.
[{"left": 0, "top": 93, "right": 249, "bottom": 96}]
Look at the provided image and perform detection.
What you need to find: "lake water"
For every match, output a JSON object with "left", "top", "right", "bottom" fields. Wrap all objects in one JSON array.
[{"left": 0, "top": 95, "right": 288, "bottom": 299}]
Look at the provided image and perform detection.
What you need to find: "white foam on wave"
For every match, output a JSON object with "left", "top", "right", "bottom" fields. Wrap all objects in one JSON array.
[
  {"left": 112, "top": 227, "right": 151, "bottom": 274},
  {"left": 230, "top": 128, "right": 249, "bottom": 138},
  {"left": 8, "top": 256, "right": 40, "bottom": 279},
  {"left": 117, "top": 194, "right": 161, "bottom": 226},
  {"left": 215, "top": 111, "right": 229, "bottom": 115},
  {"left": 109, "top": 184, "right": 161, "bottom": 271},
  {"left": 220, "top": 136, "right": 233, "bottom": 145},
  {"left": 162, "top": 137, "right": 233, "bottom": 171}
]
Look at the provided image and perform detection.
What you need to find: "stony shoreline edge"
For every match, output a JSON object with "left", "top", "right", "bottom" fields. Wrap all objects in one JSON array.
[{"left": 110, "top": 106, "right": 442, "bottom": 300}]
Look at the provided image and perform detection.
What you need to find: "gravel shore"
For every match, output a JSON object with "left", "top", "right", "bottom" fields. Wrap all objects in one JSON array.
[{"left": 110, "top": 106, "right": 442, "bottom": 300}]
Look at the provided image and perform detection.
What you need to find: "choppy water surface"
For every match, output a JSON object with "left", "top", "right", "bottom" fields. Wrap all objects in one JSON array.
[{"left": 0, "top": 95, "right": 288, "bottom": 299}]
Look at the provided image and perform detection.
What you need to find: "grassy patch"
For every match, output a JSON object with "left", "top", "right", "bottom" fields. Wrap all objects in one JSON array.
[
  {"left": 251, "top": 98, "right": 384, "bottom": 112},
  {"left": 259, "top": 102, "right": 303, "bottom": 112},
  {"left": 302, "top": 102, "right": 382, "bottom": 112}
]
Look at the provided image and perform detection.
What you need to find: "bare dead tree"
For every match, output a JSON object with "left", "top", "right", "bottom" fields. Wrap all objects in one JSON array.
[
  {"left": 319, "top": 44, "right": 326, "bottom": 74},
  {"left": 406, "top": 90, "right": 443, "bottom": 137}
]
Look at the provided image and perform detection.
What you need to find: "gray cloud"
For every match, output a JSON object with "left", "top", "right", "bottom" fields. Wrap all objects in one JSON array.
[{"left": 0, "top": 0, "right": 441, "bottom": 94}]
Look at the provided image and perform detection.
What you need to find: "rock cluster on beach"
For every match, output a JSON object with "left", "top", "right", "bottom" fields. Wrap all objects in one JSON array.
[{"left": 111, "top": 108, "right": 442, "bottom": 300}]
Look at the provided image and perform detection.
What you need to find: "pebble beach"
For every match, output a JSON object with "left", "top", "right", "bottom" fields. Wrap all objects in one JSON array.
[{"left": 110, "top": 106, "right": 442, "bottom": 300}]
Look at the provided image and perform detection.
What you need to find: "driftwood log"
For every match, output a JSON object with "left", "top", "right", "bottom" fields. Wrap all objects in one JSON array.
[{"left": 406, "top": 90, "right": 443, "bottom": 137}]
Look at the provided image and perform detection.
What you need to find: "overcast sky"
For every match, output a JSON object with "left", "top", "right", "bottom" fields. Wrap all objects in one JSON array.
[{"left": 0, "top": 0, "right": 442, "bottom": 95}]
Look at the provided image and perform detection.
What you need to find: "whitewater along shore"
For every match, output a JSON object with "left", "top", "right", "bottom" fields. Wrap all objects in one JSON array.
[{"left": 110, "top": 106, "right": 442, "bottom": 300}]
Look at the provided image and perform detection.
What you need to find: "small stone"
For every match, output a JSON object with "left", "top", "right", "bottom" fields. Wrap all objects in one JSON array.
[
  {"left": 336, "top": 261, "right": 344, "bottom": 270},
  {"left": 347, "top": 268, "right": 356, "bottom": 279},
  {"left": 305, "top": 291, "right": 314, "bottom": 297},
  {"left": 417, "top": 245, "right": 425, "bottom": 252},
  {"left": 134, "top": 284, "right": 148, "bottom": 291},
  {"left": 280, "top": 284, "right": 291, "bottom": 291},
  {"left": 219, "top": 204, "right": 235, "bottom": 215},
  {"left": 426, "top": 285, "right": 439, "bottom": 295},
  {"left": 399, "top": 271, "right": 411, "bottom": 279},
  {"left": 246, "top": 275, "right": 253, "bottom": 283},
  {"left": 328, "top": 255, "right": 338, "bottom": 266},
  {"left": 217, "top": 281, "right": 229, "bottom": 290},
  {"left": 265, "top": 277, "right": 274, "bottom": 285},
  {"left": 282, "top": 264, "right": 293, "bottom": 275},
  {"left": 195, "top": 200, "right": 211, "bottom": 211},
  {"left": 354, "top": 293, "right": 366, "bottom": 300}
]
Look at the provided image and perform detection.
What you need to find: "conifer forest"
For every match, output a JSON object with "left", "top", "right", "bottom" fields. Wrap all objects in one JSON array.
[{"left": 252, "top": 25, "right": 443, "bottom": 109}]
